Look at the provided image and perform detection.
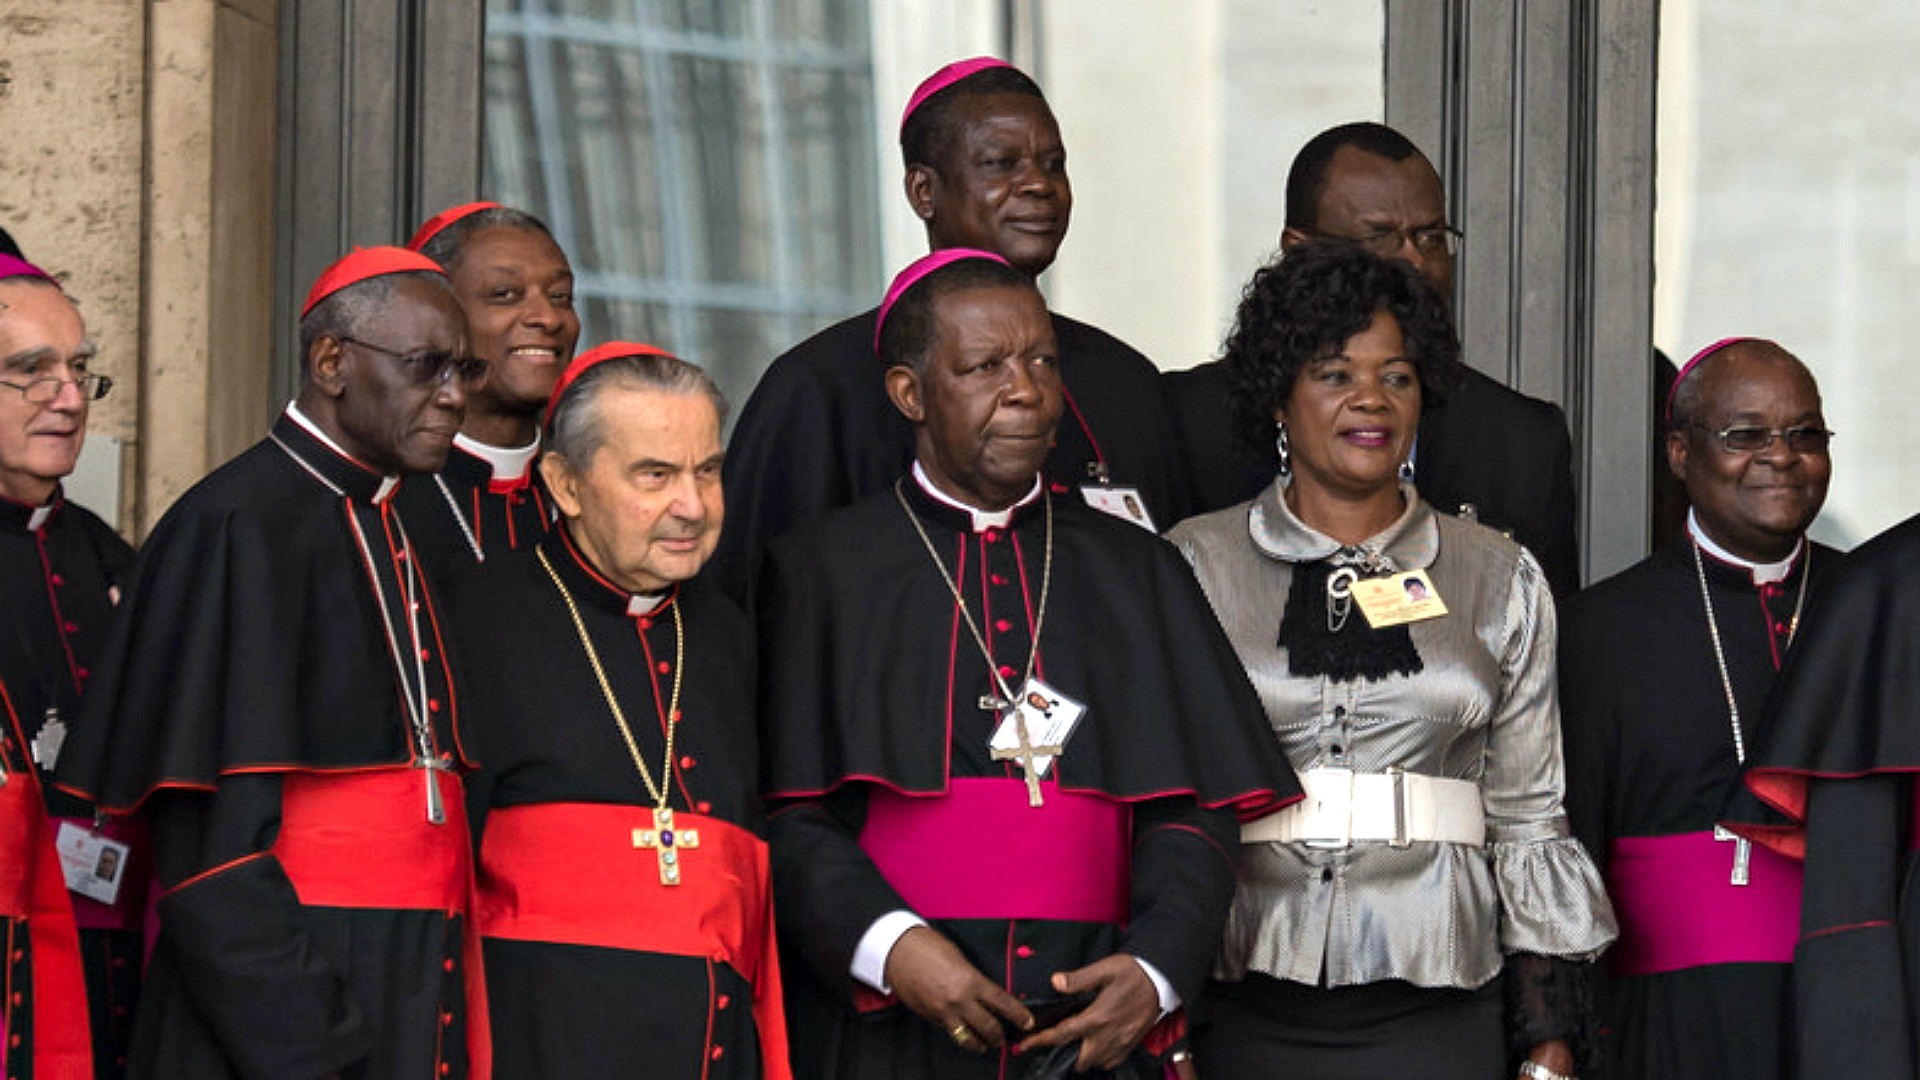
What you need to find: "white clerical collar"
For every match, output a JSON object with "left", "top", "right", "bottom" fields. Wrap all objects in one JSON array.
[
  {"left": 911, "top": 462, "right": 1042, "bottom": 532},
  {"left": 284, "top": 403, "right": 401, "bottom": 503},
  {"left": 454, "top": 432, "right": 539, "bottom": 483},
  {"left": 628, "top": 592, "right": 667, "bottom": 617},
  {"left": 1688, "top": 509, "right": 1802, "bottom": 585}
]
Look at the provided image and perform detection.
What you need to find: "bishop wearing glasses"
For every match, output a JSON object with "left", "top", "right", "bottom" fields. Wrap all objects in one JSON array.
[
  {"left": 1559, "top": 337, "right": 1835, "bottom": 1079},
  {"left": 59, "top": 247, "right": 494, "bottom": 1079},
  {"left": 0, "top": 251, "right": 134, "bottom": 1078}
]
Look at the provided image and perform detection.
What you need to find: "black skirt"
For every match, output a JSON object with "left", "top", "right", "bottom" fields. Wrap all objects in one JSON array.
[{"left": 1193, "top": 974, "right": 1506, "bottom": 1080}]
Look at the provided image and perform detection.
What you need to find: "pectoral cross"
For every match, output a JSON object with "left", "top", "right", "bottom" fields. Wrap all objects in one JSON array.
[
  {"left": 1713, "top": 825, "right": 1752, "bottom": 886},
  {"left": 990, "top": 712, "right": 1064, "bottom": 808},
  {"left": 634, "top": 806, "right": 700, "bottom": 886},
  {"left": 417, "top": 754, "right": 451, "bottom": 825}
]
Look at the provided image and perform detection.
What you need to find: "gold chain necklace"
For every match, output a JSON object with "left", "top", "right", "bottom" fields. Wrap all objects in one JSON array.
[
  {"left": 538, "top": 546, "right": 699, "bottom": 885},
  {"left": 894, "top": 479, "right": 1053, "bottom": 712}
]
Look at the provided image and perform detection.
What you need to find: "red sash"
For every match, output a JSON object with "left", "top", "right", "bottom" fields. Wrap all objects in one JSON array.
[
  {"left": 271, "top": 768, "right": 491, "bottom": 1079},
  {"left": 859, "top": 778, "right": 1131, "bottom": 924},
  {"left": 0, "top": 684, "right": 93, "bottom": 1079},
  {"left": 475, "top": 802, "right": 790, "bottom": 1080}
]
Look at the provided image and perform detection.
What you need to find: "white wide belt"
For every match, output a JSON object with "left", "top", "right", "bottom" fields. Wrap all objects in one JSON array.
[{"left": 1243, "top": 768, "right": 1485, "bottom": 849}]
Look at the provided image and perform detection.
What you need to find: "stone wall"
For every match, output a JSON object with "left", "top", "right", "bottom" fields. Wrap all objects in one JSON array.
[{"left": 0, "top": 0, "right": 277, "bottom": 537}]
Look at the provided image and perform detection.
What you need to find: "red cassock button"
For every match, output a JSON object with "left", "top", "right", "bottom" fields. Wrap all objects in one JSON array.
[
  {"left": 62, "top": 621, "right": 78, "bottom": 634},
  {"left": 990, "top": 574, "right": 1009, "bottom": 586},
  {"left": 697, "top": 801, "right": 712, "bottom": 814},
  {"left": 994, "top": 619, "right": 1012, "bottom": 633},
  {"left": 716, "top": 993, "right": 731, "bottom": 1011},
  {"left": 711, "top": 1046, "right": 725, "bottom": 1061},
  {"left": 984, "top": 530, "right": 1001, "bottom": 544},
  {"left": 1015, "top": 945, "right": 1034, "bottom": 959},
  {"left": 680, "top": 755, "right": 697, "bottom": 770},
  {"left": 998, "top": 665, "right": 1016, "bottom": 679},
  {"left": 657, "top": 661, "right": 671, "bottom": 674}
]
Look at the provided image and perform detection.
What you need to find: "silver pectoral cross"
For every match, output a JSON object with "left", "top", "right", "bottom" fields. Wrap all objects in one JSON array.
[
  {"left": 417, "top": 754, "right": 451, "bottom": 825},
  {"left": 1713, "top": 825, "right": 1752, "bottom": 886},
  {"left": 990, "top": 712, "right": 1064, "bottom": 808}
]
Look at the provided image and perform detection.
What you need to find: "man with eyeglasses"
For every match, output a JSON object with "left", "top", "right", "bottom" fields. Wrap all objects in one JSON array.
[
  {"left": 59, "top": 247, "right": 495, "bottom": 1079},
  {"left": 1164, "top": 121, "right": 1580, "bottom": 597},
  {"left": 0, "top": 252, "right": 136, "bottom": 1078},
  {"left": 1559, "top": 337, "right": 1833, "bottom": 1080}
]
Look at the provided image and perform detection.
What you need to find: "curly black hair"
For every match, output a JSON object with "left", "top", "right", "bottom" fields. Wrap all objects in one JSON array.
[{"left": 1221, "top": 244, "right": 1461, "bottom": 459}]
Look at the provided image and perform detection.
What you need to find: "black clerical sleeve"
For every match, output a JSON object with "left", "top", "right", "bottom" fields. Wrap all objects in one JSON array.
[
  {"left": 1795, "top": 775, "right": 1916, "bottom": 1080},
  {"left": 765, "top": 793, "right": 910, "bottom": 993},
  {"left": 147, "top": 779, "right": 374, "bottom": 1079},
  {"left": 1556, "top": 614, "right": 1617, "bottom": 863},
  {"left": 1119, "top": 798, "right": 1239, "bottom": 1004}
]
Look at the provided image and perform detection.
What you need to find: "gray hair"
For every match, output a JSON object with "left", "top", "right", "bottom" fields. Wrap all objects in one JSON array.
[
  {"left": 418, "top": 206, "right": 556, "bottom": 274},
  {"left": 297, "top": 270, "right": 452, "bottom": 372},
  {"left": 546, "top": 351, "right": 729, "bottom": 466}
]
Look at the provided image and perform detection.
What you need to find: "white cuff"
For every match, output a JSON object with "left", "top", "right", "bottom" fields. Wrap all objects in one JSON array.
[
  {"left": 851, "top": 909, "right": 928, "bottom": 993},
  {"left": 1132, "top": 955, "right": 1179, "bottom": 1017}
]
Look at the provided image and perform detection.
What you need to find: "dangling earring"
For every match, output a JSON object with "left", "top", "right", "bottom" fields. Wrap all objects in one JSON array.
[
  {"left": 1398, "top": 457, "right": 1415, "bottom": 483},
  {"left": 1276, "top": 421, "right": 1291, "bottom": 477}
]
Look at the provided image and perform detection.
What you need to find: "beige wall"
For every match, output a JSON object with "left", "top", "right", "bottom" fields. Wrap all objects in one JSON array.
[{"left": 0, "top": 0, "right": 277, "bottom": 538}]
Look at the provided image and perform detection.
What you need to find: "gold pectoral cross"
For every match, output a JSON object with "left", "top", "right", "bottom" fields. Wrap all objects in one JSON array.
[
  {"left": 634, "top": 806, "right": 700, "bottom": 886},
  {"left": 1713, "top": 825, "right": 1752, "bottom": 886},
  {"left": 990, "top": 712, "right": 1064, "bottom": 808}
]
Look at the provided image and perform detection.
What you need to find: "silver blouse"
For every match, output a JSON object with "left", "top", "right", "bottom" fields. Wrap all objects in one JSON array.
[{"left": 1168, "top": 482, "right": 1616, "bottom": 990}]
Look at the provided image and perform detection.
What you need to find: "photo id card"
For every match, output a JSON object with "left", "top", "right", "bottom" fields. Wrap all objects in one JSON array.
[
  {"left": 989, "top": 677, "right": 1087, "bottom": 777},
  {"left": 1351, "top": 569, "right": 1449, "bottom": 628},
  {"left": 56, "top": 821, "right": 129, "bottom": 905},
  {"left": 1080, "top": 485, "right": 1157, "bottom": 533}
]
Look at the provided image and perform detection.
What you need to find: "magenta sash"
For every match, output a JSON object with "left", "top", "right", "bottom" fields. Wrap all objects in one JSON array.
[
  {"left": 1607, "top": 830, "right": 1802, "bottom": 977},
  {"left": 859, "top": 778, "right": 1130, "bottom": 924}
]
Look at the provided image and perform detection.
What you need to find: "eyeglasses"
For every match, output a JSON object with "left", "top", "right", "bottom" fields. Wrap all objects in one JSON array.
[
  {"left": 337, "top": 335, "right": 488, "bottom": 386},
  {"left": 1317, "top": 225, "right": 1463, "bottom": 260},
  {"left": 0, "top": 372, "right": 113, "bottom": 405},
  {"left": 1694, "top": 423, "right": 1835, "bottom": 454}
]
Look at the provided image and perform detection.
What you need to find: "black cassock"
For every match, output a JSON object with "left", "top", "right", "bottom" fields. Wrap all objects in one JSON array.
[
  {"left": 445, "top": 529, "right": 787, "bottom": 1079},
  {"left": 1160, "top": 360, "right": 1579, "bottom": 596},
  {"left": 58, "top": 412, "right": 484, "bottom": 1080},
  {"left": 759, "top": 477, "right": 1298, "bottom": 1080},
  {"left": 393, "top": 438, "right": 554, "bottom": 579},
  {"left": 1, "top": 490, "right": 142, "bottom": 1078},
  {"left": 1560, "top": 534, "right": 1835, "bottom": 1079},
  {"left": 1727, "top": 513, "right": 1920, "bottom": 1080},
  {"left": 710, "top": 307, "right": 1192, "bottom": 605}
]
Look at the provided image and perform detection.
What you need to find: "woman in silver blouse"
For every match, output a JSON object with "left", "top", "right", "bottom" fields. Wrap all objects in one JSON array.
[{"left": 1170, "top": 246, "right": 1615, "bottom": 1080}]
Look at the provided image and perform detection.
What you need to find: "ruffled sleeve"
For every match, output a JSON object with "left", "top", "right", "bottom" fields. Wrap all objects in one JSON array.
[{"left": 1481, "top": 550, "right": 1618, "bottom": 960}]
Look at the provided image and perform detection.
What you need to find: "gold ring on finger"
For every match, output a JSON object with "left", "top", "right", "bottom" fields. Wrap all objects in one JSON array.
[{"left": 948, "top": 1022, "right": 975, "bottom": 1047}]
